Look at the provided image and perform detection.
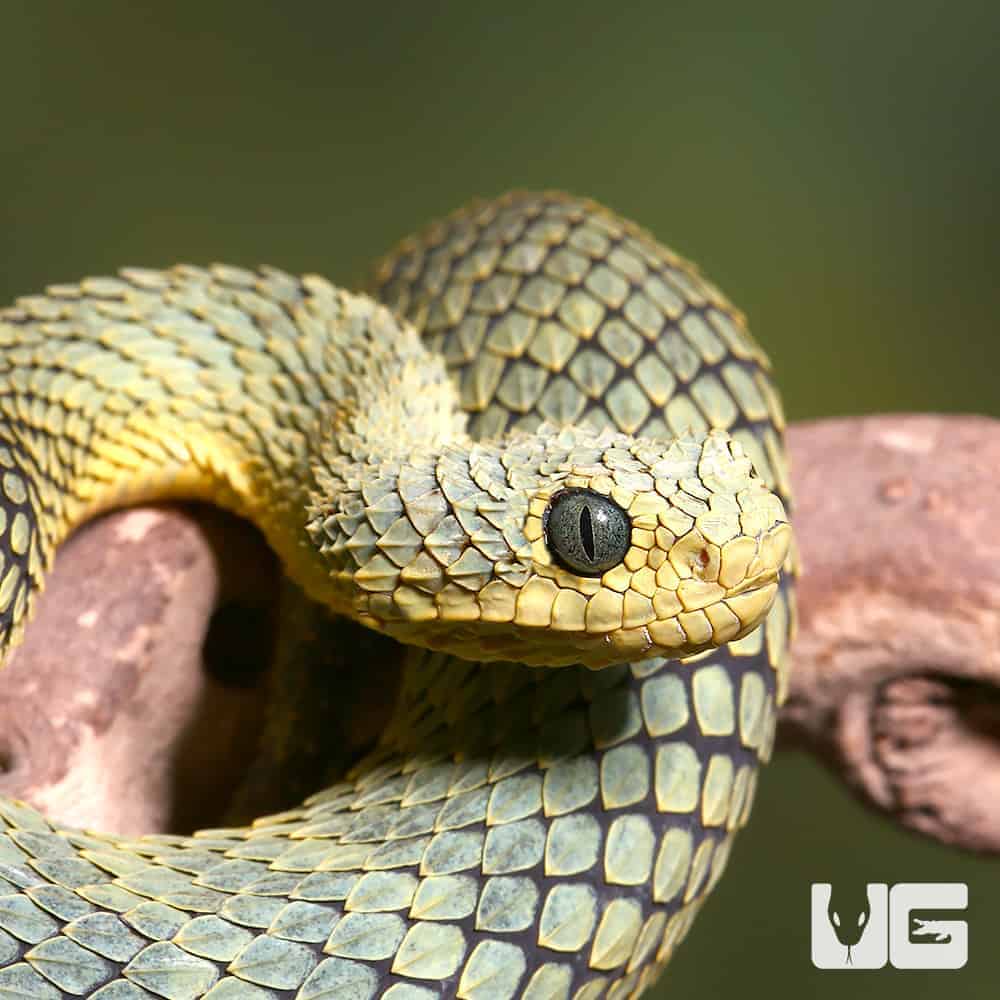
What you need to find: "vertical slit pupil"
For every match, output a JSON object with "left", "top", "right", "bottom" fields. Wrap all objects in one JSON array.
[{"left": 579, "top": 505, "right": 595, "bottom": 561}]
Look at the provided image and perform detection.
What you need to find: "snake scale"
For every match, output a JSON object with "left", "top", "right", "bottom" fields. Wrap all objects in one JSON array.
[{"left": 0, "top": 192, "right": 794, "bottom": 999}]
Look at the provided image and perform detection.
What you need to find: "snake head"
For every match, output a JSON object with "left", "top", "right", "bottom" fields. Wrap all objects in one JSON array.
[
  {"left": 333, "top": 424, "right": 791, "bottom": 669},
  {"left": 496, "top": 426, "right": 790, "bottom": 667}
]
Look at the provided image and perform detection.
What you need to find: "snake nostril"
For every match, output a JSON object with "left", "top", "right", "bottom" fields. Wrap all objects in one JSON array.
[{"left": 688, "top": 547, "right": 712, "bottom": 580}]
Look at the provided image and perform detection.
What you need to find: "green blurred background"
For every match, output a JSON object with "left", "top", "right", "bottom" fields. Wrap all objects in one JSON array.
[{"left": 2, "top": 3, "right": 996, "bottom": 996}]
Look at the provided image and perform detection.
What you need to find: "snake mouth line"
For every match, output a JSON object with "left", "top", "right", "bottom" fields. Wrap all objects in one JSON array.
[
  {"left": 722, "top": 577, "right": 781, "bottom": 617},
  {"left": 725, "top": 573, "right": 781, "bottom": 599},
  {"left": 375, "top": 574, "right": 783, "bottom": 670}
]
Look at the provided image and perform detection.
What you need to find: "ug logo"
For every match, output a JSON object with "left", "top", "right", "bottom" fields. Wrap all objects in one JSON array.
[{"left": 810, "top": 882, "right": 967, "bottom": 970}]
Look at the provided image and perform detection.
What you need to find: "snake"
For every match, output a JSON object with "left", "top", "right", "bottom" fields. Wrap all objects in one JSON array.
[{"left": 0, "top": 191, "right": 794, "bottom": 999}]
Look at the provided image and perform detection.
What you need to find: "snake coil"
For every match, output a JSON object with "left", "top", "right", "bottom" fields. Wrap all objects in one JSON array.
[{"left": 0, "top": 192, "right": 793, "bottom": 999}]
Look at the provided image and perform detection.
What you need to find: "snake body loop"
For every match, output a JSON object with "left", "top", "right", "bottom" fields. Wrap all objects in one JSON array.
[{"left": 0, "top": 192, "right": 794, "bottom": 999}]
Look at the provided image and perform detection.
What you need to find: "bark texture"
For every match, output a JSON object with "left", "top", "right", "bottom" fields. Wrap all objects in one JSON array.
[{"left": 783, "top": 414, "right": 1000, "bottom": 851}]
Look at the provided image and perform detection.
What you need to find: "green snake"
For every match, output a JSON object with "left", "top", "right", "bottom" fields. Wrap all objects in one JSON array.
[{"left": 0, "top": 192, "right": 794, "bottom": 999}]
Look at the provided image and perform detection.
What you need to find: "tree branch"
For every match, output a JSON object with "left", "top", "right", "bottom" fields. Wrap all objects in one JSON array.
[{"left": 783, "top": 414, "right": 1000, "bottom": 851}]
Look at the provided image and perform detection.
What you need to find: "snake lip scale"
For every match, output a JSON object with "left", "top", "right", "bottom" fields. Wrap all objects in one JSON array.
[{"left": 0, "top": 190, "right": 794, "bottom": 999}]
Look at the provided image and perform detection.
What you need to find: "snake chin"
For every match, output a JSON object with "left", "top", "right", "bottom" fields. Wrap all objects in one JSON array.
[{"left": 376, "top": 575, "right": 781, "bottom": 669}]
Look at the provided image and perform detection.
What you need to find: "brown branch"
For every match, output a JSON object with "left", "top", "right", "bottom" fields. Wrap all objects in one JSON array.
[
  {"left": 783, "top": 414, "right": 1000, "bottom": 851},
  {"left": 0, "top": 506, "right": 279, "bottom": 835},
  {"left": 2, "top": 414, "right": 999, "bottom": 851}
]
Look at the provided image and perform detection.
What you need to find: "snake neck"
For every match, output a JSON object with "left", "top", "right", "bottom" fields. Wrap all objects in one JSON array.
[
  {"left": 258, "top": 300, "right": 473, "bottom": 612},
  {"left": 0, "top": 272, "right": 464, "bottom": 656},
  {"left": 304, "top": 429, "right": 533, "bottom": 619}
]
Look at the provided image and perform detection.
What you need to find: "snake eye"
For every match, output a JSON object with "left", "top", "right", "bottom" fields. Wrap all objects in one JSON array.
[{"left": 544, "top": 489, "right": 631, "bottom": 577}]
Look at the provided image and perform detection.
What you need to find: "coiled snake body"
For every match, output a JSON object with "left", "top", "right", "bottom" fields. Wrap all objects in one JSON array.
[{"left": 0, "top": 193, "right": 793, "bottom": 999}]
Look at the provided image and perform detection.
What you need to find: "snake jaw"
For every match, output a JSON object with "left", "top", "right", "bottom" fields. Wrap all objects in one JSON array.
[{"left": 376, "top": 577, "right": 782, "bottom": 668}]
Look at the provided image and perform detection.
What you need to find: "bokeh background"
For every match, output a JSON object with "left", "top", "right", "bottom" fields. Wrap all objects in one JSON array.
[{"left": 2, "top": 3, "right": 997, "bottom": 997}]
